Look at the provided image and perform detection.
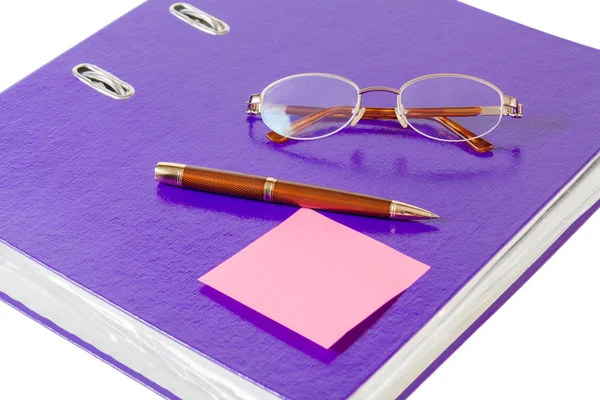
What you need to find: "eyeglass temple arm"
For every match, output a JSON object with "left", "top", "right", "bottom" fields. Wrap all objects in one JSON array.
[
  {"left": 261, "top": 105, "right": 494, "bottom": 153},
  {"left": 361, "top": 107, "right": 495, "bottom": 152}
]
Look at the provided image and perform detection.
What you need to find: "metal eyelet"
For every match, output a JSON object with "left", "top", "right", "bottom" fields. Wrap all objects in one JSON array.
[
  {"left": 72, "top": 64, "right": 135, "bottom": 100},
  {"left": 170, "top": 3, "right": 230, "bottom": 35}
]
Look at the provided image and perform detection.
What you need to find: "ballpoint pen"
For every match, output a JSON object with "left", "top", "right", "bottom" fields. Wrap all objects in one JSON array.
[{"left": 155, "top": 162, "right": 439, "bottom": 221}]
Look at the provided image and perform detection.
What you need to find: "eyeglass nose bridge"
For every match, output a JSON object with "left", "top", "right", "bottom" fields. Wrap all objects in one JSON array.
[
  {"left": 350, "top": 86, "right": 408, "bottom": 128},
  {"left": 359, "top": 86, "right": 399, "bottom": 95}
]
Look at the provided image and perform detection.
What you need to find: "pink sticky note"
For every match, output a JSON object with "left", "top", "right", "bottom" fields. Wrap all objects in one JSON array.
[{"left": 199, "top": 208, "right": 430, "bottom": 348}]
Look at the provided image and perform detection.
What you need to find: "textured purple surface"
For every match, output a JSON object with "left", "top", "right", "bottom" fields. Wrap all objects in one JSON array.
[{"left": 1, "top": 0, "right": 599, "bottom": 399}]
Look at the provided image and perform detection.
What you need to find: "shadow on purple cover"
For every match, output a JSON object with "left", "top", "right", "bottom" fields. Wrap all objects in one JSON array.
[
  {"left": 157, "top": 184, "right": 295, "bottom": 222},
  {"left": 158, "top": 183, "right": 440, "bottom": 235},
  {"left": 247, "top": 117, "right": 495, "bottom": 157},
  {"left": 200, "top": 285, "right": 401, "bottom": 364}
]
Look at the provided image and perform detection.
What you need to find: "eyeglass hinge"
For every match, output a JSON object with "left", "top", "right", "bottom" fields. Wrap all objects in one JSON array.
[
  {"left": 503, "top": 95, "right": 523, "bottom": 118},
  {"left": 246, "top": 94, "right": 261, "bottom": 115}
]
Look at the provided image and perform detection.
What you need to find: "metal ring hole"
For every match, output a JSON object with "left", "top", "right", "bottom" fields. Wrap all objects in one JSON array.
[
  {"left": 72, "top": 64, "right": 135, "bottom": 100},
  {"left": 170, "top": 3, "right": 230, "bottom": 35}
]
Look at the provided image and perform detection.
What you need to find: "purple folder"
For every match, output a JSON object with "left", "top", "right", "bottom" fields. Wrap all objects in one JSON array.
[{"left": 1, "top": 0, "right": 599, "bottom": 398}]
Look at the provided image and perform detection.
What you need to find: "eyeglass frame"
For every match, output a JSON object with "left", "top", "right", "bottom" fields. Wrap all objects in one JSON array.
[{"left": 246, "top": 72, "right": 523, "bottom": 153}]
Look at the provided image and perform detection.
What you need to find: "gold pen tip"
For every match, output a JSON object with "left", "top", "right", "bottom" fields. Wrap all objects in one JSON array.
[
  {"left": 155, "top": 162, "right": 186, "bottom": 187},
  {"left": 390, "top": 200, "right": 439, "bottom": 221}
]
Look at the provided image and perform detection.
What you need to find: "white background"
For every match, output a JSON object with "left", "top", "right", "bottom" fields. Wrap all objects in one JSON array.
[{"left": 0, "top": 1, "right": 598, "bottom": 399}]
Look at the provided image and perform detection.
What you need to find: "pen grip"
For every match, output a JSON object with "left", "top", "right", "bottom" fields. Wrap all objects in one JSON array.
[
  {"left": 182, "top": 166, "right": 265, "bottom": 200},
  {"left": 273, "top": 180, "right": 391, "bottom": 219}
]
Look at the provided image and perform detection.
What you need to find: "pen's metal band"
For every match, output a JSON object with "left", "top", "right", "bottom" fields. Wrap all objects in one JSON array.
[
  {"left": 389, "top": 201, "right": 398, "bottom": 219},
  {"left": 176, "top": 167, "right": 184, "bottom": 186},
  {"left": 263, "top": 177, "right": 277, "bottom": 202},
  {"left": 389, "top": 200, "right": 408, "bottom": 219}
]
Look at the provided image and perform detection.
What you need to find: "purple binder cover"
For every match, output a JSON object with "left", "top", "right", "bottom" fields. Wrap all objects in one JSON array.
[{"left": 1, "top": 0, "right": 599, "bottom": 398}]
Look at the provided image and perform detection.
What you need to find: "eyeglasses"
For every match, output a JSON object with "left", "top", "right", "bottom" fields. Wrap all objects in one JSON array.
[{"left": 246, "top": 73, "right": 522, "bottom": 153}]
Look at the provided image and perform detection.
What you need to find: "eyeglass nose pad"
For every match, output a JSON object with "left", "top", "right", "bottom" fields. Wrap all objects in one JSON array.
[
  {"left": 395, "top": 107, "right": 409, "bottom": 128},
  {"left": 350, "top": 107, "right": 366, "bottom": 126}
]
